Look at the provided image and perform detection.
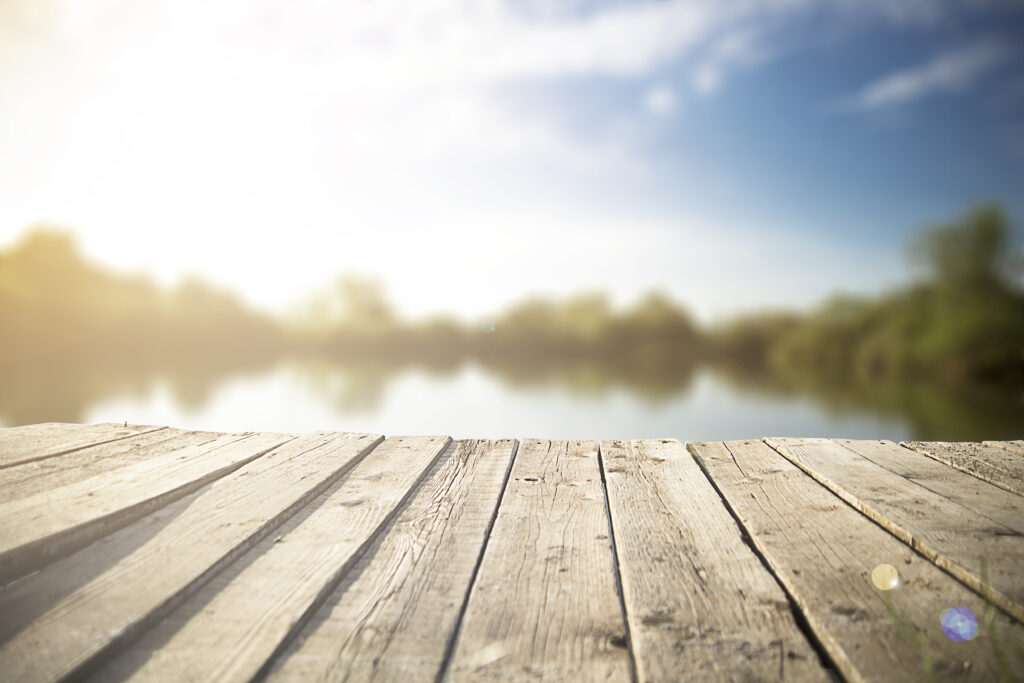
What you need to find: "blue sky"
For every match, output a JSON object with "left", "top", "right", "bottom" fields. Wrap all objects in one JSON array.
[
  {"left": 1, "top": 0, "right": 1022, "bottom": 321},
  {"left": 494, "top": 5, "right": 1024, "bottom": 247}
]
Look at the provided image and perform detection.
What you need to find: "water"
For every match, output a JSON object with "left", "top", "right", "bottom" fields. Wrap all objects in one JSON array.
[{"left": 3, "top": 356, "right": 1018, "bottom": 441}]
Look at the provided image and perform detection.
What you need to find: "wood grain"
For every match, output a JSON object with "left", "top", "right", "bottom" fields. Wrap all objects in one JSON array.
[
  {"left": 601, "top": 439, "right": 826, "bottom": 682},
  {"left": 767, "top": 437, "right": 1024, "bottom": 622},
  {"left": 267, "top": 439, "right": 517, "bottom": 682},
  {"left": 101, "top": 435, "right": 451, "bottom": 683},
  {"left": 0, "top": 431, "right": 382, "bottom": 682},
  {"left": 691, "top": 439, "right": 1024, "bottom": 682},
  {"left": 902, "top": 440, "right": 1024, "bottom": 497},
  {"left": 0, "top": 422, "right": 164, "bottom": 469},
  {"left": 4, "top": 422, "right": 1022, "bottom": 683},
  {"left": 983, "top": 440, "right": 1024, "bottom": 456},
  {"left": 0, "top": 427, "right": 225, "bottom": 503},
  {"left": 448, "top": 439, "right": 632, "bottom": 681},
  {"left": 834, "top": 439, "right": 1024, "bottom": 534},
  {"left": 0, "top": 431, "right": 291, "bottom": 584}
]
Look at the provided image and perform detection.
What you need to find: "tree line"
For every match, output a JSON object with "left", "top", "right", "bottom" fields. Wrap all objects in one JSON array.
[{"left": 2, "top": 204, "right": 1021, "bottom": 387}]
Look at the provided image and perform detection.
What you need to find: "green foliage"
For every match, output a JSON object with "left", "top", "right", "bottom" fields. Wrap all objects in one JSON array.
[
  {"left": 0, "top": 225, "right": 281, "bottom": 364},
  {"left": 711, "top": 311, "right": 799, "bottom": 370},
  {"left": 3, "top": 202, "right": 1021, "bottom": 395},
  {"left": 718, "top": 204, "right": 1024, "bottom": 385},
  {"left": 909, "top": 204, "right": 1019, "bottom": 293},
  {"left": 486, "top": 291, "right": 699, "bottom": 362}
]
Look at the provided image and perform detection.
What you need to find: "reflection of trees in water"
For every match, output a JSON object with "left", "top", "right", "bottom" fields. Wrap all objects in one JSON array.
[
  {"left": 0, "top": 346, "right": 699, "bottom": 427},
  {"left": 157, "top": 352, "right": 279, "bottom": 414},
  {"left": 709, "top": 361, "right": 1023, "bottom": 441},
  {"left": 5, "top": 206, "right": 1019, "bottom": 436},
  {"left": 0, "top": 351, "right": 422, "bottom": 425},
  {"left": 252, "top": 350, "right": 697, "bottom": 417},
  {"left": 289, "top": 357, "right": 401, "bottom": 414},
  {"left": 1, "top": 348, "right": 1020, "bottom": 440},
  {"left": 0, "top": 356, "right": 150, "bottom": 425},
  {"left": 0, "top": 349, "right": 279, "bottom": 427},
  {"left": 479, "top": 345, "right": 698, "bottom": 404}
]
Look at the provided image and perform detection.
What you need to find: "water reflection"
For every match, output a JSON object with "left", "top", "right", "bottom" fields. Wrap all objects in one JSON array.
[
  {"left": 711, "top": 363, "right": 1024, "bottom": 442},
  {"left": 2, "top": 350, "right": 1019, "bottom": 441},
  {"left": 3, "top": 207, "right": 1021, "bottom": 439}
]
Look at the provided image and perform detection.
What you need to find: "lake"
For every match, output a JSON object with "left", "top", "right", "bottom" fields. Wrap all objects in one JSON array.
[{"left": 2, "top": 355, "right": 1019, "bottom": 441}]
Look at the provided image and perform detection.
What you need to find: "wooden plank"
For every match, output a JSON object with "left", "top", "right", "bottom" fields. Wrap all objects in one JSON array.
[
  {"left": 0, "top": 431, "right": 291, "bottom": 584},
  {"left": 767, "top": 437, "right": 1024, "bottom": 623},
  {"left": 902, "top": 440, "right": 1024, "bottom": 497},
  {"left": 983, "top": 440, "right": 1024, "bottom": 457},
  {"left": 98, "top": 435, "right": 452, "bottom": 682},
  {"left": 0, "top": 428, "right": 226, "bottom": 503},
  {"left": 0, "top": 422, "right": 164, "bottom": 469},
  {"left": 264, "top": 439, "right": 517, "bottom": 682},
  {"left": 691, "top": 440, "right": 1024, "bottom": 682},
  {"left": 0, "top": 431, "right": 383, "bottom": 683},
  {"left": 0, "top": 490, "right": 203, "bottom": 647},
  {"left": 448, "top": 439, "right": 632, "bottom": 681},
  {"left": 601, "top": 439, "right": 827, "bottom": 682},
  {"left": 834, "top": 439, "right": 1024, "bottom": 534}
]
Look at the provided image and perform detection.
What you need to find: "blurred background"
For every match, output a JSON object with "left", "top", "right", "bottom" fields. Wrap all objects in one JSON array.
[{"left": 1, "top": 0, "right": 1022, "bottom": 440}]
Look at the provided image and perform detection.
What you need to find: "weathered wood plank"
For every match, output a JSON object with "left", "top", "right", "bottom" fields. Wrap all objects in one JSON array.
[
  {"left": 99, "top": 435, "right": 451, "bottom": 682},
  {"left": 266, "top": 439, "right": 517, "bottom": 682},
  {"left": 0, "top": 431, "right": 291, "bottom": 585},
  {"left": 691, "top": 439, "right": 1024, "bottom": 682},
  {"left": 0, "top": 431, "right": 382, "bottom": 683},
  {"left": 448, "top": 439, "right": 632, "bottom": 681},
  {"left": 0, "top": 428, "right": 225, "bottom": 503},
  {"left": 0, "top": 489, "right": 201, "bottom": 646},
  {"left": 601, "top": 439, "right": 826, "bottom": 682},
  {"left": 902, "top": 440, "right": 1024, "bottom": 497},
  {"left": 0, "top": 422, "right": 164, "bottom": 469},
  {"left": 767, "top": 437, "right": 1024, "bottom": 623},
  {"left": 835, "top": 439, "right": 1024, "bottom": 534},
  {"left": 984, "top": 440, "right": 1024, "bottom": 456}
]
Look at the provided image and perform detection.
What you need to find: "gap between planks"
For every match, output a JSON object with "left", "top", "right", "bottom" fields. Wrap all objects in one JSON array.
[
  {"left": 765, "top": 437, "right": 1024, "bottom": 623},
  {"left": 0, "top": 432, "right": 384, "bottom": 682},
  {"left": 691, "top": 439, "right": 1024, "bottom": 682},
  {"left": 0, "top": 423, "right": 168, "bottom": 471},
  {"left": 4, "top": 426, "right": 1023, "bottom": 683},
  {"left": 446, "top": 439, "right": 633, "bottom": 680},
  {"left": 902, "top": 440, "right": 1024, "bottom": 497},
  {"left": 596, "top": 443, "right": 639, "bottom": 683},
  {"left": 434, "top": 439, "right": 520, "bottom": 683},
  {"left": 600, "top": 440, "right": 828, "bottom": 682},
  {"left": 92, "top": 435, "right": 452, "bottom": 682}
]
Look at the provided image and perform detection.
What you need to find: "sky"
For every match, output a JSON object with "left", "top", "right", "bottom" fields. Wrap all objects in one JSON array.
[{"left": 1, "top": 0, "right": 1022, "bottom": 322}]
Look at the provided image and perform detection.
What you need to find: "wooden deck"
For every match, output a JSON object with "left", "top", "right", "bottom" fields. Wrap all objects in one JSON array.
[{"left": 0, "top": 424, "right": 1022, "bottom": 682}]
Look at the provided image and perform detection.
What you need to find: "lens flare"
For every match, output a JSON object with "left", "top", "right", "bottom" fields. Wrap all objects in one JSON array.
[
  {"left": 941, "top": 607, "right": 978, "bottom": 642},
  {"left": 871, "top": 564, "right": 899, "bottom": 590}
]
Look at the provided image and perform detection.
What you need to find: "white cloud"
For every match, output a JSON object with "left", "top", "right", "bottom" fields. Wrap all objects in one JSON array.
[
  {"left": 845, "top": 42, "right": 1008, "bottom": 111},
  {"left": 0, "top": 0, "right": 959, "bottom": 96},
  {"left": 643, "top": 85, "right": 677, "bottom": 115},
  {"left": 690, "top": 28, "right": 768, "bottom": 95},
  {"left": 692, "top": 65, "right": 722, "bottom": 95},
  {"left": 0, "top": 0, "right": 982, "bottom": 319}
]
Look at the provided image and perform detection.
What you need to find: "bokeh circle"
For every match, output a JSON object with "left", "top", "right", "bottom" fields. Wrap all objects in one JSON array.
[{"left": 941, "top": 607, "right": 978, "bottom": 642}]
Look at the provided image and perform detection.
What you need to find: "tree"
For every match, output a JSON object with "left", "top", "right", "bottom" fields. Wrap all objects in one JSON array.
[
  {"left": 909, "top": 203, "right": 1019, "bottom": 293},
  {"left": 335, "top": 275, "right": 395, "bottom": 330}
]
